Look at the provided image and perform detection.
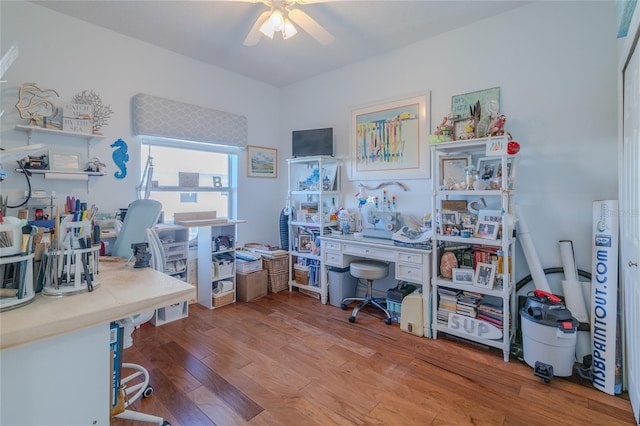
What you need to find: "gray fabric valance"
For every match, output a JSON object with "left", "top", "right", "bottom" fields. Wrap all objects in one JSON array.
[{"left": 131, "top": 93, "right": 247, "bottom": 148}]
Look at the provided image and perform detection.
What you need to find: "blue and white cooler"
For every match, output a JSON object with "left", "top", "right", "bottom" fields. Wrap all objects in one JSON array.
[{"left": 520, "top": 290, "right": 578, "bottom": 377}]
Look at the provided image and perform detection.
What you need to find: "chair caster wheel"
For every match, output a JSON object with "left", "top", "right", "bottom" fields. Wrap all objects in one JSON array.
[
  {"left": 143, "top": 385, "right": 153, "bottom": 398},
  {"left": 348, "top": 316, "right": 356, "bottom": 323},
  {"left": 162, "top": 421, "right": 171, "bottom": 426},
  {"left": 384, "top": 318, "right": 392, "bottom": 325},
  {"left": 341, "top": 304, "right": 348, "bottom": 310}
]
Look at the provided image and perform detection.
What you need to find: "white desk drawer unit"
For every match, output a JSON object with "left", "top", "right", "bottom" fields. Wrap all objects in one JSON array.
[
  {"left": 396, "top": 263, "right": 424, "bottom": 283},
  {"left": 343, "top": 244, "right": 395, "bottom": 261},
  {"left": 396, "top": 251, "right": 423, "bottom": 265},
  {"left": 325, "top": 250, "right": 346, "bottom": 267}
]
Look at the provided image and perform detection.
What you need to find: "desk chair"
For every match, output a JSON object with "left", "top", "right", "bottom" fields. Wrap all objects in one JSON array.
[
  {"left": 111, "top": 199, "right": 162, "bottom": 259},
  {"left": 341, "top": 260, "right": 392, "bottom": 325}
]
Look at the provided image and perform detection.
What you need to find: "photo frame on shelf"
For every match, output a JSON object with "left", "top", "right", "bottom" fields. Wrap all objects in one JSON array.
[
  {"left": 247, "top": 145, "right": 277, "bottom": 178},
  {"left": 473, "top": 262, "right": 496, "bottom": 289},
  {"left": 474, "top": 220, "right": 499, "bottom": 239},
  {"left": 441, "top": 211, "right": 459, "bottom": 225},
  {"left": 49, "top": 151, "right": 81, "bottom": 171},
  {"left": 440, "top": 155, "right": 470, "bottom": 188},
  {"left": 297, "top": 234, "right": 312, "bottom": 253},
  {"left": 477, "top": 157, "right": 512, "bottom": 181},
  {"left": 322, "top": 163, "right": 338, "bottom": 190},
  {"left": 349, "top": 91, "right": 431, "bottom": 180},
  {"left": 452, "top": 117, "right": 474, "bottom": 141},
  {"left": 452, "top": 268, "right": 474, "bottom": 285}
]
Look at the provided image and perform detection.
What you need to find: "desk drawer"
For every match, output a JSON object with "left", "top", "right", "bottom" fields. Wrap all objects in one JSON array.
[
  {"left": 396, "top": 252, "right": 423, "bottom": 265},
  {"left": 343, "top": 245, "right": 395, "bottom": 261},
  {"left": 324, "top": 250, "right": 347, "bottom": 267},
  {"left": 396, "top": 264, "right": 424, "bottom": 284},
  {"left": 324, "top": 241, "right": 342, "bottom": 251}
]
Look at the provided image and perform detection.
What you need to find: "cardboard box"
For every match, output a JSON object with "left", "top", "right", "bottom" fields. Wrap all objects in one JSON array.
[{"left": 236, "top": 269, "right": 268, "bottom": 302}]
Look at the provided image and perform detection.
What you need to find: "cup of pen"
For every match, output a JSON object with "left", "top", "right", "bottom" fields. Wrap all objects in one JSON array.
[{"left": 0, "top": 217, "right": 22, "bottom": 256}]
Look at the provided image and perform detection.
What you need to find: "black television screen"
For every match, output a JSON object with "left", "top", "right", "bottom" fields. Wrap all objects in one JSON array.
[{"left": 292, "top": 127, "right": 334, "bottom": 157}]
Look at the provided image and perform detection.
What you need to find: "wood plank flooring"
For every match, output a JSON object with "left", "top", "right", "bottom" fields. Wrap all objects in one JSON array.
[{"left": 111, "top": 290, "right": 636, "bottom": 426}]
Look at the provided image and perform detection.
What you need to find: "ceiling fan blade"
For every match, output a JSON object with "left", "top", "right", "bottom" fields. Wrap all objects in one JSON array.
[
  {"left": 288, "top": 8, "right": 334, "bottom": 45},
  {"left": 243, "top": 10, "right": 271, "bottom": 46}
]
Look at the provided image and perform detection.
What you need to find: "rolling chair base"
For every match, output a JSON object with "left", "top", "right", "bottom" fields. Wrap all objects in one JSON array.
[{"left": 341, "top": 295, "right": 392, "bottom": 325}]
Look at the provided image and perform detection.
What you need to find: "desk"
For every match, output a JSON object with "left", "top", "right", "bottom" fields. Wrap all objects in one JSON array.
[
  {"left": 0, "top": 261, "right": 196, "bottom": 425},
  {"left": 319, "top": 235, "right": 431, "bottom": 335}
]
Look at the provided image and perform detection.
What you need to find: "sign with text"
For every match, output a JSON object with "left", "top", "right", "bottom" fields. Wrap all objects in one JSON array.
[{"left": 448, "top": 313, "right": 502, "bottom": 340}]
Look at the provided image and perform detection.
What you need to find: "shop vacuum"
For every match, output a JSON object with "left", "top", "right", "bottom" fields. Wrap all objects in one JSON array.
[{"left": 520, "top": 290, "right": 578, "bottom": 382}]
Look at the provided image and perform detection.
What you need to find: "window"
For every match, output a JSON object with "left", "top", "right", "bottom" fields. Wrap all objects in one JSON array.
[{"left": 139, "top": 142, "right": 237, "bottom": 223}]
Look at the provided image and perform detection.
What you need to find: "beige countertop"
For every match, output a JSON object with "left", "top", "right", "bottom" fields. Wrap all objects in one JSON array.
[{"left": 0, "top": 260, "right": 196, "bottom": 351}]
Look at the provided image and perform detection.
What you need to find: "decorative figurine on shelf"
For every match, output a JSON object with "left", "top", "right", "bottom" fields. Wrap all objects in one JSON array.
[
  {"left": 470, "top": 101, "right": 481, "bottom": 137},
  {"left": 15, "top": 82, "right": 59, "bottom": 127},
  {"left": 489, "top": 113, "right": 507, "bottom": 136},
  {"left": 430, "top": 114, "right": 456, "bottom": 144},
  {"left": 73, "top": 90, "right": 113, "bottom": 135},
  {"left": 85, "top": 157, "right": 106, "bottom": 173}
]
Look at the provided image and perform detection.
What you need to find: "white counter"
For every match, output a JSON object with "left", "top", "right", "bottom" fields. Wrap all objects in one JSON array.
[{"left": 0, "top": 260, "right": 196, "bottom": 425}]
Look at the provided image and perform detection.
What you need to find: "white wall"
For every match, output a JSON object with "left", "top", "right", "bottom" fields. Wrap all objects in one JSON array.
[
  {"left": 0, "top": 1, "right": 282, "bottom": 245},
  {"left": 279, "top": 1, "right": 618, "bottom": 286}
]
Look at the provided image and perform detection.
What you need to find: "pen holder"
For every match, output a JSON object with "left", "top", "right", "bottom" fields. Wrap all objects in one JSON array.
[
  {"left": 0, "top": 217, "right": 23, "bottom": 256},
  {"left": 58, "top": 220, "right": 92, "bottom": 250}
]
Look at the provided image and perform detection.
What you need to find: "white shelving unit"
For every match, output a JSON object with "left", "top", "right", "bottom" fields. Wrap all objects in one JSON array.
[
  {"left": 14, "top": 125, "right": 106, "bottom": 191},
  {"left": 430, "top": 136, "right": 517, "bottom": 362},
  {"left": 286, "top": 156, "right": 341, "bottom": 303},
  {"left": 196, "top": 221, "right": 241, "bottom": 309}
]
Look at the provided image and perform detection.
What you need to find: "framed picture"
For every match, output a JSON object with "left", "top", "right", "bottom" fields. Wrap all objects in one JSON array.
[
  {"left": 477, "top": 157, "right": 512, "bottom": 181},
  {"left": 452, "top": 117, "right": 474, "bottom": 141},
  {"left": 440, "top": 155, "right": 469, "bottom": 188},
  {"left": 49, "top": 151, "right": 81, "bottom": 171},
  {"left": 452, "top": 268, "right": 474, "bottom": 285},
  {"left": 441, "top": 211, "right": 459, "bottom": 225},
  {"left": 297, "top": 234, "right": 312, "bottom": 253},
  {"left": 474, "top": 220, "right": 499, "bottom": 239},
  {"left": 473, "top": 262, "right": 496, "bottom": 289},
  {"left": 349, "top": 91, "right": 431, "bottom": 180},
  {"left": 451, "top": 87, "right": 500, "bottom": 138},
  {"left": 247, "top": 145, "right": 277, "bottom": 178}
]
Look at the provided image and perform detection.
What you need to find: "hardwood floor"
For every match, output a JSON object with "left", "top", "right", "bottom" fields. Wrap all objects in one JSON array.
[{"left": 111, "top": 290, "right": 635, "bottom": 426}]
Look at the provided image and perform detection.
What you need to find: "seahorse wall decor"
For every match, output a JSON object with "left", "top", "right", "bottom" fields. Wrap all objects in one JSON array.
[{"left": 111, "top": 138, "right": 129, "bottom": 179}]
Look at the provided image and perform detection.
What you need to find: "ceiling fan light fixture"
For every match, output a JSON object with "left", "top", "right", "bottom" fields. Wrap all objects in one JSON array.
[
  {"left": 282, "top": 18, "right": 297, "bottom": 39},
  {"left": 259, "top": 19, "right": 276, "bottom": 38},
  {"left": 269, "top": 8, "right": 284, "bottom": 32}
]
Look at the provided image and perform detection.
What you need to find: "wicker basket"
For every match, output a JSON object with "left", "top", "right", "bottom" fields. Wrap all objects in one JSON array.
[
  {"left": 212, "top": 290, "right": 234, "bottom": 307},
  {"left": 293, "top": 265, "right": 309, "bottom": 285},
  {"left": 263, "top": 255, "right": 289, "bottom": 293}
]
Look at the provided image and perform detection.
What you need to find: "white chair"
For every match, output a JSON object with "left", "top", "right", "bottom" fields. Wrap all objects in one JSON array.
[{"left": 113, "top": 204, "right": 170, "bottom": 425}]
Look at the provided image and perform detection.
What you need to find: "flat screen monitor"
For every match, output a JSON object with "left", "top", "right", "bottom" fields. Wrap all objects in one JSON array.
[{"left": 292, "top": 127, "right": 334, "bottom": 157}]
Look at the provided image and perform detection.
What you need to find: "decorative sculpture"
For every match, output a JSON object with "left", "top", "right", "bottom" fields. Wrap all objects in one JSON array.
[
  {"left": 15, "top": 82, "right": 59, "bottom": 126},
  {"left": 73, "top": 90, "right": 113, "bottom": 134}
]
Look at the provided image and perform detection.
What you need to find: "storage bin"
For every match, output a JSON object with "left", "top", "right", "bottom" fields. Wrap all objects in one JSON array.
[
  {"left": 212, "top": 290, "right": 235, "bottom": 307},
  {"left": 400, "top": 291, "right": 424, "bottom": 336},
  {"left": 236, "top": 269, "right": 268, "bottom": 302},
  {"left": 293, "top": 264, "right": 309, "bottom": 285},
  {"left": 327, "top": 266, "right": 357, "bottom": 308},
  {"left": 236, "top": 257, "right": 262, "bottom": 274},
  {"left": 263, "top": 255, "right": 289, "bottom": 293}
]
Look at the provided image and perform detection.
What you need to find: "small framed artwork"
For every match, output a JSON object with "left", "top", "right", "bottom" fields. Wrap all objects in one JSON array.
[
  {"left": 441, "top": 211, "right": 459, "bottom": 225},
  {"left": 440, "top": 155, "right": 470, "bottom": 188},
  {"left": 452, "top": 117, "right": 471, "bottom": 141},
  {"left": 452, "top": 268, "right": 474, "bottom": 285},
  {"left": 297, "top": 235, "right": 312, "bottom": 253},
  {"left": 49, "top": 151, "right": 81, "bottom": 171},
  {"left": 477, "top": 157, "right": 512, "bottom": 181},
  {"left": 473, "top": 262, "right": 496, "bottom": 289},
  {"left": 247, "top": 145, "right": 277, "bottom": 178},
  {"left": 474, "top": 221, "right": 499, "bottom": 239}
]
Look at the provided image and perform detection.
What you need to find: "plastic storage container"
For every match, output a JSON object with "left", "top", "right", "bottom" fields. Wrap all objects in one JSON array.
[
  {"left": 520, "top": 290, "right": 578, "bottom": 377},
  {"left": 328, "top": 266, "right": 357, "bottom": 308}
]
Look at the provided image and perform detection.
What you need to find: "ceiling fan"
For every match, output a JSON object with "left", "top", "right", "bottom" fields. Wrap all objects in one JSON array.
[{"left": 233, "top": 0, "right": 335, "bottom": 46}]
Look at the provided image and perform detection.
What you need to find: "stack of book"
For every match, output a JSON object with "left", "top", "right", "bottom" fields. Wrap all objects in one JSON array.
[
  {"left": 456, "top": 290, "right": 483, "bottom": 318},
  {"left": 477, "top": 300, "right": 504, "bottom": 330},
  {"left": 437, "top": 287, "right": 460, "bottom": 326}
]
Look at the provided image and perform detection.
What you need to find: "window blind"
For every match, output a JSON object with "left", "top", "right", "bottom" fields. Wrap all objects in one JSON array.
[{"left": 131, "top": 93, "right": 248, "bottom": 148}]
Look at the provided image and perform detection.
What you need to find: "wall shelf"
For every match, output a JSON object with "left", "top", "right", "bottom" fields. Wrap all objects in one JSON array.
[{"left": 15, "top": 125, "right": 105, "bottom": 143}]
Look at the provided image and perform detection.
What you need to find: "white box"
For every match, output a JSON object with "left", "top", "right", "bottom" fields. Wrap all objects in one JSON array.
[{"left": 237, "top": 257, "right": 262, "bottom": 273}]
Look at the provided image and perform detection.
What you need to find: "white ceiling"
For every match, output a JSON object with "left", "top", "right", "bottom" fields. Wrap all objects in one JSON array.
[{"left": 33, "top": 0, "right": 531, "bottom": 87}]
